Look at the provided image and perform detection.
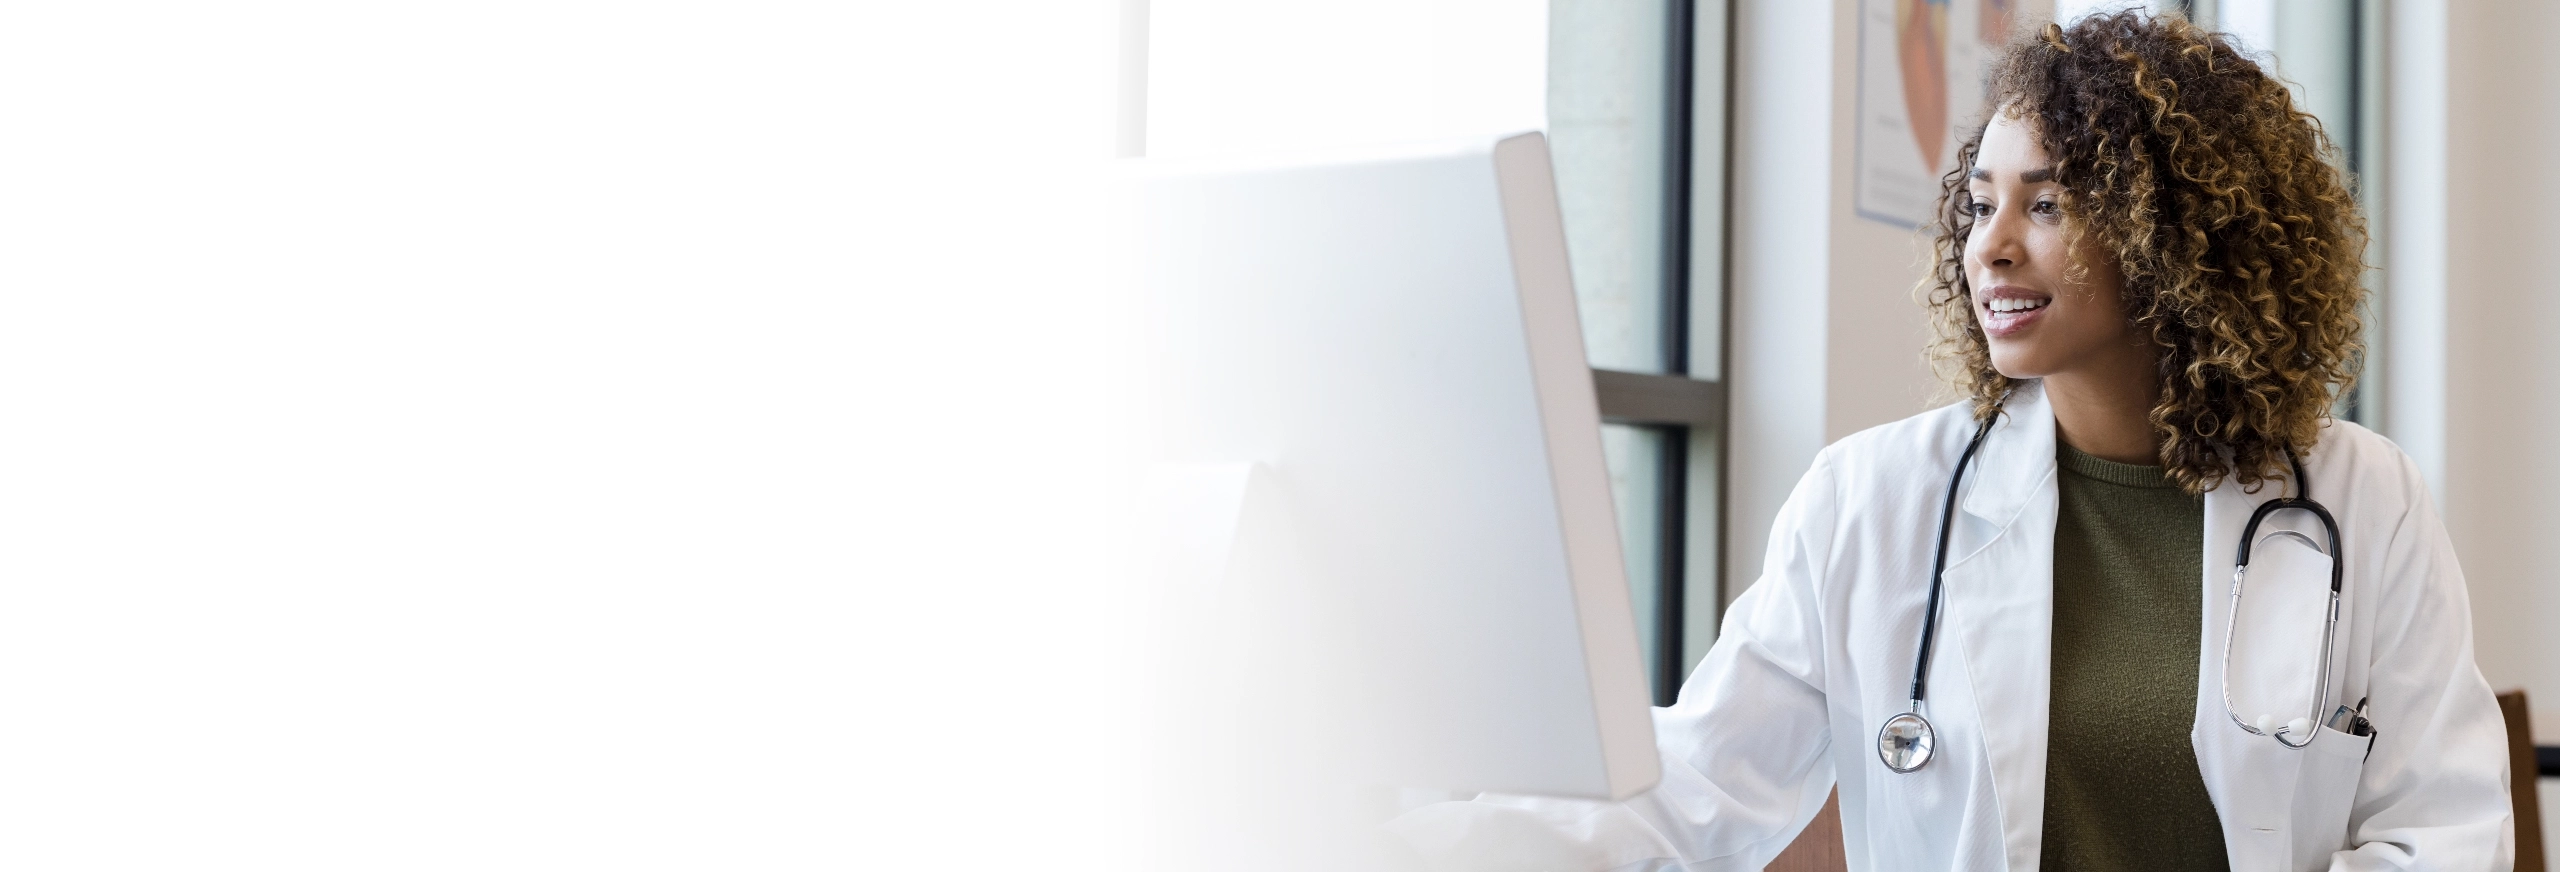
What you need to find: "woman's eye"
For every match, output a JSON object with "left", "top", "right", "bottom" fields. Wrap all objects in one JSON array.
[
  {"left": 2031, "top": 200, "right": 2060, "bottom": 215},
  {"left": 1966, "top": 201, "right": 1992, "bottom": 217}
]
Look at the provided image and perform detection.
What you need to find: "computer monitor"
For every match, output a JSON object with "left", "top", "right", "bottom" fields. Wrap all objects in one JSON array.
[{"left": 1129, "top": 131, "right": 1659, "bottom": 805}]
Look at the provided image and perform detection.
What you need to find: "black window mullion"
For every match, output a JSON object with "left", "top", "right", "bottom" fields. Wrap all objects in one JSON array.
[{"left": 1648, "top": 0, "right": 1697, "bottom": 707}]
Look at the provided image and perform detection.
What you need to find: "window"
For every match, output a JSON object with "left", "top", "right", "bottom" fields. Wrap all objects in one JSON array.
[{"left": 1547, "top": 0, "right": 1729, "bottom": 705}]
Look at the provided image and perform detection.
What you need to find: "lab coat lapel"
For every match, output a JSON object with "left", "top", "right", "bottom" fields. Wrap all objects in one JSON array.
[{"left": 1940, "top": 384, "right": 2059, "bottom": 871}]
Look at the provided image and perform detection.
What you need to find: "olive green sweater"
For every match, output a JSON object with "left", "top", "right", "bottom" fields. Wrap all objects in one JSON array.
[{"left": 2039, "top": 444, "right": 2230, "bottom": 871}]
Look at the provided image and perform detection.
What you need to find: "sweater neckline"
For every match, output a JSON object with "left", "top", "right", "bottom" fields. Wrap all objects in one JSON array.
[{"left": 2056, "top": 442, "right": 2178, "bottom": 489}]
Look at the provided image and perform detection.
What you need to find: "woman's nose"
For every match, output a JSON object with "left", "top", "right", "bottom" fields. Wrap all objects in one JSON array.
[{"left": 1974, "top": 212, "right": 2024, "bottom": 268}]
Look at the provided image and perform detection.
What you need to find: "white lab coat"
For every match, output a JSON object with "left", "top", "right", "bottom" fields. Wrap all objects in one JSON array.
[{"left": 1393, "top": 382, "right": 2512, "bottom": 871}]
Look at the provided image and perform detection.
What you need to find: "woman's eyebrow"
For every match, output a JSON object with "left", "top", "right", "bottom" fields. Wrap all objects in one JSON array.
[{"left": 1965, "top": 166, "right": 2058, "bottom": 183}]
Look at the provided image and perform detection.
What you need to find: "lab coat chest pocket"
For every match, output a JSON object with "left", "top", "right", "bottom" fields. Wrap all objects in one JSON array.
[
  {"left": 2289, "top": 726, "right": 2372, "bottom": 866},
  {"left": 2227, "top": 530, "right": 2364, "bottom": 869}
]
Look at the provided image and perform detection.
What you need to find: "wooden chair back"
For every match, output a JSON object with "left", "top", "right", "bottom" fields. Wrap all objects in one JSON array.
[{"left": 2501, "top": 689, "right": 2546, "bottom": 872}]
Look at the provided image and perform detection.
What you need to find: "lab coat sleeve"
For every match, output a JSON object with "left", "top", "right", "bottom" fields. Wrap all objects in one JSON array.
[
  {"left": 1389, "top": 452, "right": 1844, "bottom": 872},
  {"left": 2325, "top": 453, "right": 2513, "bottom": 872}
]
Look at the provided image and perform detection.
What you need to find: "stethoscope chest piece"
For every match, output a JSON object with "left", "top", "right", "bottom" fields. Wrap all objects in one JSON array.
[{"left": 1878, "top": 711, "right": 1935, "bottom": 773}]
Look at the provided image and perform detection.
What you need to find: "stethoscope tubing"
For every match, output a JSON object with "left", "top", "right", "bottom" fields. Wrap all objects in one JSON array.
[
  {"left": 1889, "top": 420, "right": 2346, "bottom": 772},
  {"left": 2221, "top": 452, "right": 2345, "bottom": 749},
  {"left": 1907, "top": 417, "right": 1998, "bottom": 711}
]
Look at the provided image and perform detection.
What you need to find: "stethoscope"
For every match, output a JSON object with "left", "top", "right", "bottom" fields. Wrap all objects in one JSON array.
[{"left": 1877, "top": 418, "right": 2347, "bottom": 773}]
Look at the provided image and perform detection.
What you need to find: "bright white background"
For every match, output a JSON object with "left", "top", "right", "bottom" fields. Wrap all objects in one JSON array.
[
  {"left": 0, "top": 2, "right": 1120, "bottom": 867},
  {"left": 1145, "top": 0, "right": 1546, "bottom": 158}
]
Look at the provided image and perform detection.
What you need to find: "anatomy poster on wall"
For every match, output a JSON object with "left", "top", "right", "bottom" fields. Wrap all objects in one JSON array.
[{"left": 1855, "top": 0, "right": 2052, "bottom": 228}]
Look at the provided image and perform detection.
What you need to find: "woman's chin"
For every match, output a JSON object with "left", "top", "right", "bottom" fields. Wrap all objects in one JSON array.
[{"left": 1985, "top": 348, "right": 2049, "bottom": 381}]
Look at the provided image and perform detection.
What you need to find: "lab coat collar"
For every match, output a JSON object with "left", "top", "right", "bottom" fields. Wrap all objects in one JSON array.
[
  {"left": 1958, "top": 380, "right": 2057, "bottom": 530},
  {"left": 1938, "top": 380, "right": 2061, "bottom": 868}
]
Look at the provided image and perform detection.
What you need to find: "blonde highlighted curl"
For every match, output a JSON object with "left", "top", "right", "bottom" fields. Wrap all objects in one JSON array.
[{"left": 1922, "top": 12, "right": 2367, "bottom": 494}]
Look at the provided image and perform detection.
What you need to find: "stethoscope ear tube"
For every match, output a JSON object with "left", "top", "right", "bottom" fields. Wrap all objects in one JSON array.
[
  {"left": 2234, "top": 453, "right": 2340, "bottom": 587},
  {"left": 2234, "top": 499, "right": 2344, "bottom": 595}
]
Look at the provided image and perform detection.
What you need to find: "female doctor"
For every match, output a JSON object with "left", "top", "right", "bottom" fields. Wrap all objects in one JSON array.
[{"left": 1394, "top": 13, "right": 2510, "bottom": 872}]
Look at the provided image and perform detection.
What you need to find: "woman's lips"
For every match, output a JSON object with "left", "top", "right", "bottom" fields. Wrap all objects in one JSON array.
[{"left": 1979, "top": 289, "right": 2051, "bottom": 338}]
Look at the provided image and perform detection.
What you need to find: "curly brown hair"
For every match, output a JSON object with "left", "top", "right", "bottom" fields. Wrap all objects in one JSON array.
[{"left": 1919, "top": 11, "right": 2367, "bottom": 494}]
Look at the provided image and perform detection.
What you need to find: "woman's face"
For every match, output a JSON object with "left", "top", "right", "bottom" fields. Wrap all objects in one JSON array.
[{"left": 1964, "top": 113, "right": 2136, "bottom": 379}]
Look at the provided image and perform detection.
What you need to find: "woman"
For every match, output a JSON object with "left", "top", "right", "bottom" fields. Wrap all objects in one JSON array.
[{"left": 1395, "top": 13, "right": 2509, "bottom": 871}]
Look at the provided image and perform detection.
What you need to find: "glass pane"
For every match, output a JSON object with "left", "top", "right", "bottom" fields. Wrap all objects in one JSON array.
[
  {"left": 1601, "top": 423, "right": 1670, "bottom": 701},
  {"left": 1548, "top": 0, "right": 1673, "bottom": 373},
  {"left": 1680, "top": 426, "right": 1720, "bottom": 678}
]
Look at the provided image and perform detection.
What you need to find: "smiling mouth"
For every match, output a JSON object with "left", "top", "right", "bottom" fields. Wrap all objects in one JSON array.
[{"left": 1979, "top": 291, "right": 2051, "bottom": 337}]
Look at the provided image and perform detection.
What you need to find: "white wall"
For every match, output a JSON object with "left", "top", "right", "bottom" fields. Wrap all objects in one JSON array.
[
  {"left": 1722, "top": 0, "right": 1842, "bottom": 605},
  {"left": 2382, "top": 3, "right": 2560, "bottom": 850},
  {"left": 2385, "top": 0, "right": 2560, "bottom": 734}
]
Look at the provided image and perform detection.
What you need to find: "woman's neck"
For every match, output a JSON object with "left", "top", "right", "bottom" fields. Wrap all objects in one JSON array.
[{"left": 2044, "top": 348, "right": 2163, "bottom": 465}]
